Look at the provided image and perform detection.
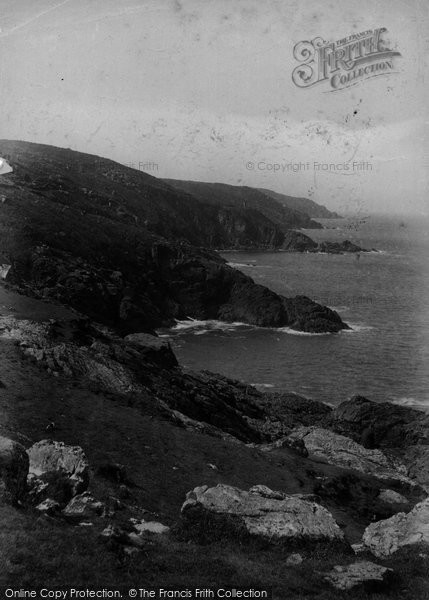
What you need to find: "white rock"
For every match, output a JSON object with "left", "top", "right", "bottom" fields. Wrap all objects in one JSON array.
[
  {"left": 36, "top": 498, "right": 60, "bottom": 514},
  {"left": 363, "top": 497, "right": 429, "bottom": 558},
  {"left": 378, "top": 489, "right": 409, "bottom": 505},
  {"left": 288, "top": 427, "right": 411, "bottom": 484},
  {"left": 325, "top": 561, "right": 393, "bottom": 590},
  {"left": 62, "top": 492, "right": 104, "bottom": 520},
  {"left": 130, "top": 518, "right": 170, "bottom": 535},
  {"left": 181, "top": 484, "right": 345, "bottom": 543},
  {"left": 27, "top": 439, "right": 89, "bottom": 496}
]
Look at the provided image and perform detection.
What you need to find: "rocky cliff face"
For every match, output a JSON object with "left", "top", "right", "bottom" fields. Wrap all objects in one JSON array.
[{"left": 0, "top": 140, "right": 348, "bottom": 334}]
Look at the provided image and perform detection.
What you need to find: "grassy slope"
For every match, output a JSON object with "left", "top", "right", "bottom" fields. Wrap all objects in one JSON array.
[
  {"left": 0, "top": 336, "right": 428, "bottom": 598},
  {"left": 0, "top": 142, "right": 426, "bottom": 597},
  {"left": 0, "top": 140, "right": 283, "bottom": 254}
]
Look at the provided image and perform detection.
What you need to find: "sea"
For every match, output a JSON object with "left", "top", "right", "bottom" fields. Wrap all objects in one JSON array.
[{"left": 160, "top": 214, "right": 429, "bottom": 412}]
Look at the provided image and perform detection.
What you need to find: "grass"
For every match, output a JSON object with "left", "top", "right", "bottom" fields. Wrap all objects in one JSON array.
[
  {"left": 1, "top": 507, "right": 428, "bottom": 599},
  {"left": 0, "top": 298, "right": 428, "bottom": 597}
]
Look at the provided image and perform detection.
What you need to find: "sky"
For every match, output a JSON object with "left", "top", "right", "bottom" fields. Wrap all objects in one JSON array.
[{"left": 0, "top": 0, "right": 428, "bottom": 215}]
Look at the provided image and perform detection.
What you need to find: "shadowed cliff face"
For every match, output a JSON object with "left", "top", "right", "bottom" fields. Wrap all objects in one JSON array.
[
  {"left": 0, "top": 140, "right": 348, "bottom": 334},
  {"left": 258, "top": 188, "right": 341, "bottom": 219},
  {"left": 164, "top": 179, "right": 323, "bottom": 231}
]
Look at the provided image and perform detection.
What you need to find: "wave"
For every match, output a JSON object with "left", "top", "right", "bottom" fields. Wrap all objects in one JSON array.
[
  {"left": 276, "top": 327, "right": 332, "bottom": 336},
  {"left": 250, "top": 383, "right": 275, "bottom": 389},
  {"left": 369, "top": 250, "right": 404, "bottom": 257},
  {"left": 171, "top": 318, "right": 252, "bottom": 333},
  {"left": 342, "top": 322, "right": 375, "bottom": 333},
  {"left": 227, "top": 262, "right": 256, "bottom": 268},
  {"left": 391, "top": 397, "right": 429, "bottom": 412},
  {"left": 165, "top": 318, "right": 340, "bottom": 337}
]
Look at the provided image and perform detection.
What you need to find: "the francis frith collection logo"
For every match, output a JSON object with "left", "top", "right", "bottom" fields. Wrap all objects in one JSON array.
[{"left": 292, "top": 28, "right": 401, "bottom": 91}]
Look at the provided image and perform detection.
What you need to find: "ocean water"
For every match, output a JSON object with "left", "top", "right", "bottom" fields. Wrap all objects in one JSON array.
[{"left": 161, "top": 215, "right": 429, "bottom": 411}]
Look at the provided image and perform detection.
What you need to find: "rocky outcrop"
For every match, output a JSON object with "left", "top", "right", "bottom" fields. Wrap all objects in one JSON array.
[
  {"left": 287, "top": 427, "right": 411, "bottom": 485},
  {"left": 0, "top": 435, "right": 29, "bottom": 504},
  {"left": 330, "top": 396, "right": 429, "bottom": 449},
  {"left": 281, "top": 231, "right": 368, "bottom": 254},
  {"left": 1, "top": 316, "right": 327, "bottom": 443},
  {"left": 27, "top": 440, "right": 89, "bottom": 504},
  {"left": 281, "top": 230, "right": 319, "bottom": 252},
  {"left": 8, "top": 241, "right": 348, "bottom": 335},
  {"left": 363, "top": 498, "right": 429, "bottom": 558},
  {"left": 324, "top": 561, "right": 393, "bottom": 591},
  {"left": 181, "top": 484, "right": 345, "bottom": 544},
  {"left": 247, "top": 393, "right": 332, "bottom": 445},
  {"left": 317, "top": 240, "right": 367, "bottom": 254},
  {"left": 281, "top": 296, "right": 348, "bottom": 333},
  {"left": 330, "top": 396, "right": 429, "bottom": 488}
]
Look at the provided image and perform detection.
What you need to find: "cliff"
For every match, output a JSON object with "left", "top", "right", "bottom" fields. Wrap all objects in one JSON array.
[
  {"left": 0, "top": 140, "right": 347, "bottom": 333},
  {"left": 259, "top": 187, "right": 342, "bottom": 219},
  {"left": 164, "top": 179, "right": 324, "bottom": 230}
]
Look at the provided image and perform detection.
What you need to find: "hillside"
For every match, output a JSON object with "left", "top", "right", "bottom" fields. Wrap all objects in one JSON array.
[
  {"left": 0, "top": 141, "right": 427, "bottom": 598},
  {"left": 0, "top": 309, "right": 428, "bottom": 598},
  {"left": 0, "top": 140, "right": 347, "bottom": 334},
  {"left": 259, "top": 188, "right": 341, "bottom": 219},
  {"left": 164, "top": 179, "right": 324, "bottom": 230}
]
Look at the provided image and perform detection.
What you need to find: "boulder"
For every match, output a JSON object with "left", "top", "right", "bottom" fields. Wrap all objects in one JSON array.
[
  {"left": 0, "top": 264, "right": 11, "bottom": 279},
  {"left": 27, "top": 440, "right": 89, "bottom": 503},
  {"left": 287, "top": 427, "right": 411, "bottom": 484},
  {"left": 62, "top": 492, "right": 104, "bottom": 522},
  {"left": 181, "top": 484, "right": 345, "bottom": 544},
  {"left": 100, "top": 523, "right": 160, "bottom": 553},
  {"left": 363, "top": 498, "right": 429, "bottom": 558},
  {"left": 351, "top": 543, "right": 366, "bottom": 555},
  {"left": 324, "top": 561, "right": 393, "bottom": 591},
  {"left": 0, "top": 436, "right": 29, "bottom": 504},
  {"left": 285, "top": 553, "right": 303, "bottom": 566},
  {"left": 378, "top": 489, "right": 410, "bottom": 506},
  {"left": 36, "top": 498, "right": 61, "bottom": 515},
  {"left": 130, "top": 518, "right": 170, "bottom": 535}
]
